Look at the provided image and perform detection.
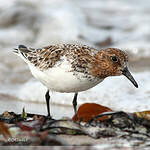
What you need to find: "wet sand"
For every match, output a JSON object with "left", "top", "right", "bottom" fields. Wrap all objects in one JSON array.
[{"left": 0, "top": 94, "right": 74, "bottom": 119}]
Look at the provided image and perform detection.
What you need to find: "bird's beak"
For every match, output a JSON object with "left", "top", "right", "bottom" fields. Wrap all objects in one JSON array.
[{"left": 122, "top": 67, "right": 138, "bottom": 88}]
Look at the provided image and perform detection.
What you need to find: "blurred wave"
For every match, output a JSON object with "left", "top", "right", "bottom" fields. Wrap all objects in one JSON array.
[{"left": 0, "top": 0, "right": 150, "bottom": 112}]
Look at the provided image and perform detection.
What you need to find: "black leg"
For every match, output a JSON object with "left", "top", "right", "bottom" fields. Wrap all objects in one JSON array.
[
  {"left": 73, "top": 93, "right": 78, "bottom": 114},
  {"left": 45, "top": 90, "right": 51, "bottom": 117}
]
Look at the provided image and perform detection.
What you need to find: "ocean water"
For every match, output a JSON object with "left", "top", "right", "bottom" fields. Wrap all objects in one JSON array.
[{"left": 0, "top": 0, "right": 150, "bottom": 116}]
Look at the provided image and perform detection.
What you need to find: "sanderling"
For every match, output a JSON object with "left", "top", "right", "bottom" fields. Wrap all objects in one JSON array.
[{"left": 13, "top": 44, "right": 138, "bottom": 117}]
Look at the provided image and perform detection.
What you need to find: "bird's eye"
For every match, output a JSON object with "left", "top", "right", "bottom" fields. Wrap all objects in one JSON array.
[{"left": 111, "top": 56, "right": 118, "bottom": 62}]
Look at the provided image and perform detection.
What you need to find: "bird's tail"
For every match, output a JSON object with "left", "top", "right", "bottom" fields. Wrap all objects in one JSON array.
[
  {"left": 13, "top": 45, "right": 32, "bottom": 60},
  {"left": 13, "top": 45, "right": 31, "bottom": 54}
]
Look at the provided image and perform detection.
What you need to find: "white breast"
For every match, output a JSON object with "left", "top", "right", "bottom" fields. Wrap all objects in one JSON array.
[{"left": 28, "top": 58, "right": 103, "bottom": 93}]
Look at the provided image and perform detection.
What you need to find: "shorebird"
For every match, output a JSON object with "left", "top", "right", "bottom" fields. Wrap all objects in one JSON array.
[{"left": 14, "top": 44, "right": 138, "bottom": 117}]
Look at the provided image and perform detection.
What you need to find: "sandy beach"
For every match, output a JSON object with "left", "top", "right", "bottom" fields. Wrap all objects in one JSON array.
[
  {"left": 0, "top": 94, "right": 74, "bottom": 119},
  {"left": 0, "top": 0, "right": 150, "bottom": 148}
]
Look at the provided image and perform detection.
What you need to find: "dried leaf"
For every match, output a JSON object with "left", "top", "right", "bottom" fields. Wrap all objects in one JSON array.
[
  {"left": 0, "top": 122, "right": 11, "bottom": 139},
  {"left": 2, "top": 111, "right": 14, "bottom": 118},
  {"left": 33, "top": 115, "right": 39, "bottom": 120},
  {"left": 134, "top": 111, "right": 150, "bottom": 120},
  {"left": 72, "top": 103, "right": 113, "bottom": 122}
]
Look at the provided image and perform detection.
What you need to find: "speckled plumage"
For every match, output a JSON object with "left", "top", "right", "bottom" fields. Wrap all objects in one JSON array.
[
  {"left": 13, "top": 43, "right": 138, "bottom": 116},
  {"left": 14, "top": 44, "right": 128, "bottom": 78},
  {"left": 17, "top": 44, "right": 96, "bottom": 71},
  {"left": 14, "top": 43, "right": 137, "bottom": 92}
]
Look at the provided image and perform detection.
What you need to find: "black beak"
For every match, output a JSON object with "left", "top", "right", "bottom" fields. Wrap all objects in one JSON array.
[{"left": 122, "top": 67, "right": 138, "bottom": 88}]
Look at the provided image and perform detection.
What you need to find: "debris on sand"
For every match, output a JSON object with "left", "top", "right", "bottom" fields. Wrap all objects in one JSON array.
[{"left": 0, "top": 103, "right": 150, "bottom": 147}]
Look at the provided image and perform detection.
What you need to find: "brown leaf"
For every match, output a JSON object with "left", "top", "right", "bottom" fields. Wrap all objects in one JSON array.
[
  {"left": 72, "top": 103, "right": 113, "bottom": 122},
  {"left": 134, "top": 111, "right": 150, "bottom": 120},
  {"left": 33, "top": 115, "right": 39, "bottom": 120},
  {"left": 0, "top": 122, "right": 11, "bottom": 139},
  {"left": 2, "top": 111, "right": 14, "bottom": 118}
]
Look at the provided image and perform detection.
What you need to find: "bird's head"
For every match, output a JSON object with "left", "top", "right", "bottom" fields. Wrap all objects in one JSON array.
[{"left": 91, "top": 48, "right": 138, "bottom": 88}]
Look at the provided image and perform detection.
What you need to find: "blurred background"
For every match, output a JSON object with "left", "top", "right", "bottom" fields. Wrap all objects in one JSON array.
[{"left": 0, "top": 0, "right": 150, "bottom": 118}]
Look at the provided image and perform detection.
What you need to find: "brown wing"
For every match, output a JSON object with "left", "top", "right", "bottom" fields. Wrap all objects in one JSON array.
[
  {"left": 17, "top": 44, "right": 97, "bottom": 71},
  {"left": 18, "top": 45, "right": 65, "bottom": 70}
]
